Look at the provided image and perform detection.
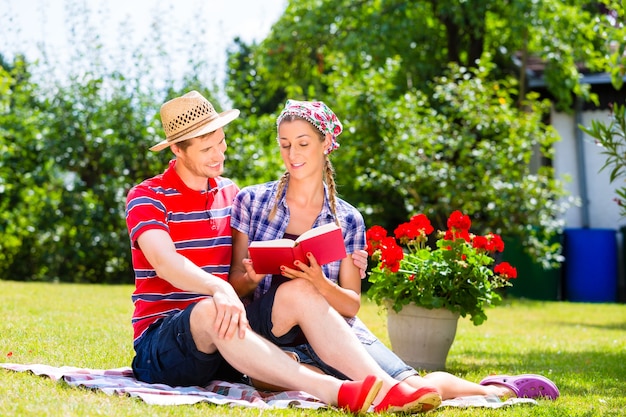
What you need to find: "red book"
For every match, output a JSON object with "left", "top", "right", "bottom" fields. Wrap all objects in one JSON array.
[{"left": 248, "top": 223, "right": 347, "bottom": 275}]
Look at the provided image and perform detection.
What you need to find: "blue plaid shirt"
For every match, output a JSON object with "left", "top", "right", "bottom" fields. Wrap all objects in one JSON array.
[{"left": 231, "top": 180, "right": 377, "bottom": 343}]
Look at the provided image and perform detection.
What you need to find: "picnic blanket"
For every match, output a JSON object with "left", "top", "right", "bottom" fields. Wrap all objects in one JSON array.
[{"left": 1, "top": 363, "right": 537, "bottom": 410}]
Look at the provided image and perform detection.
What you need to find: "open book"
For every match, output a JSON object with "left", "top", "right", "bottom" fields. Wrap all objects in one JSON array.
[{"left": 248, "top": 223, "right": 347, "bottom": 275}]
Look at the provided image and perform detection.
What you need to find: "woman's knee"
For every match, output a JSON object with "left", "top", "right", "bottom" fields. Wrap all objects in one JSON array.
[
  {"left": 273, "top": 280, "right": 331, "bottom": 328},
  {"left": 276, "top": 279, "right": 320, "bottom": 305},
  {"left": 271, "top": 281, "right": 323, "bottom": 330}
]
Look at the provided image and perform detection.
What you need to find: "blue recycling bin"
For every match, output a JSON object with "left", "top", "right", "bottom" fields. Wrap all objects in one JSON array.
[{"left": 564, "top": 228, "right": 618, "bottom": 302}]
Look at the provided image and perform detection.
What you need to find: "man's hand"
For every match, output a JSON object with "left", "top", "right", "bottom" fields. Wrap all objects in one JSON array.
[
  {"left": 211, "top": 284, "right": 249, "bottom": 340},
  {"left": 352, "top": 249, "right": 369, "bottom": 279}
]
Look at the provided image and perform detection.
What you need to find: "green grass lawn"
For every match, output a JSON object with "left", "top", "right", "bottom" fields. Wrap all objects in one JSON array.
[{"left": 1, "top": 280, "right": 625, "bottom": 416}]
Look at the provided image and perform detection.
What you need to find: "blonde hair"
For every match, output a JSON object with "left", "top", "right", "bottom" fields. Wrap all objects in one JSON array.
[{"left": 270, "top": 115, "right": 340, "bottom": 226}]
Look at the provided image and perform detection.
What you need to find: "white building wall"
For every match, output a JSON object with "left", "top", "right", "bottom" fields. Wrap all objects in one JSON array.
[
  {"left": 552, "top": 108, "right": 625, "bottom": 301},
  {"left": 553, "top": 109, "right": 626, "bottom": 230}
]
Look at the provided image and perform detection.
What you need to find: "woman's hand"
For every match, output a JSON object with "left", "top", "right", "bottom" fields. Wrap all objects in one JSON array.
[
  {"left": 280, "top": 252, "right": 328, "bottom": 288},
  {"left": 241, "top": 258, "right": 266, "bottom": 284}
]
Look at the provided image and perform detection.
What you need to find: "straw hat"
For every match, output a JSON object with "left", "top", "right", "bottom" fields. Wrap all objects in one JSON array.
[{"left": 150, "top": 91, "right": 240, "bottom": 151}]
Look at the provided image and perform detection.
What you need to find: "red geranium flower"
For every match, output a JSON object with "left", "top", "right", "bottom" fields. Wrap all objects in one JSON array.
[
  {"left": 394, "top": 214, "right": 434, "bottom": 245},
  {"left": 472, "top": 235, "right": 489, "bottom": 250},
  {"left": 494, "top": 262, "right": 518, "bottom": 279},
  {"left": 444, "top": 228, "right": 471, "bottom": 242},
  {"left": 472, "top": 233, "right": 505, "bottom": 253},
  {"left": 379, "top": 236, "right": 404, "bottom": 273},
  {"left": 447, "top": 210, "right": 471, "bottom": 231},
  {"left": 366, "top": 210, "right": 518, "bottom": 326},
  {"left": 366, "top": 225, "right": 388, "bottom": 256}
]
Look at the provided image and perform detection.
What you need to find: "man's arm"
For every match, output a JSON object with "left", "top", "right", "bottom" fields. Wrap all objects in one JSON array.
[
  {"left": 137, "top": 228, "right": 248, "bottom": 339},
  {"left": 353, "top": 249, "right": 368, "bottom": 279}
]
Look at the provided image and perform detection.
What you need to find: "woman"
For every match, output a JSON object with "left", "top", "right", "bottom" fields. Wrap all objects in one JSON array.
[{"left": 229, "top": 99, "right": 559, "bottom": 402}]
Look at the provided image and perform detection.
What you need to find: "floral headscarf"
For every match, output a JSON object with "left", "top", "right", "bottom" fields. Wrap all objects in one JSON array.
[{"left": 276, "top": 99, "right": 343, "bottom": 154}]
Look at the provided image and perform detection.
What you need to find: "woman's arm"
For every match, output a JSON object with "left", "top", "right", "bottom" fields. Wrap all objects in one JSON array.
[{"left": 229, "top": 228, "right": 265, "bottom": 298}]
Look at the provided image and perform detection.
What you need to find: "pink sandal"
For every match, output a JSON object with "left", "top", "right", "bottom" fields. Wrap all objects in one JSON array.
[{"left": 480, "top": 374, "right": 560, "bottom": 400}]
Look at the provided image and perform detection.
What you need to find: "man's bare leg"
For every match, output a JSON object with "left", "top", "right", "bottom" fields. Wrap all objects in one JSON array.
[{"left": 189, "top": 298, "right": 380, "bottom": 410}]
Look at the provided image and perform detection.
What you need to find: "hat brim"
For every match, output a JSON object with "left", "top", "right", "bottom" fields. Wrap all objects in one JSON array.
[{"left": 150, "top": 109, "right": 240, "bottom": 152}]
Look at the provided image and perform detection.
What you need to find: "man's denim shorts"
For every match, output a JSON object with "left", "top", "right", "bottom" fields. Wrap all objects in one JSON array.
[{"left": 131, "top": 303, "right": 242, "bottom": 387}]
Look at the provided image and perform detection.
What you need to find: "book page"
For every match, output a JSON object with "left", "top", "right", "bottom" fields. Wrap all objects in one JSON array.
[
  {"left": 295, "top": 222, "right": 339, "bottom": 243},
  {"left": 249, "top": 238, "right": 296, "bottom": 248}
]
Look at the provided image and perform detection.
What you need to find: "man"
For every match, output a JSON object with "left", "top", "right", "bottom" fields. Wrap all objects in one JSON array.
[{"left": 125, "top": 90, "right": 442, "bottom": 413}]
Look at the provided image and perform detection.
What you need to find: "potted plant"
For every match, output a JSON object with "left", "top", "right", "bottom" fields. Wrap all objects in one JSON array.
[{"left": 366, "top": 210, "right": 518, "bottom": 370}]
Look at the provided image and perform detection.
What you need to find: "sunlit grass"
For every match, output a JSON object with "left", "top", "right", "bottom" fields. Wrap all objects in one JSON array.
[{"left": 1, "top": 281, "right": 625, "bottom": 416}]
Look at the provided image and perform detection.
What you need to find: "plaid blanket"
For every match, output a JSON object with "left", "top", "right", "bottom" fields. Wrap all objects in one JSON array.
[{"left": 1, "top": 363, "right": 537, "bottom": 410}]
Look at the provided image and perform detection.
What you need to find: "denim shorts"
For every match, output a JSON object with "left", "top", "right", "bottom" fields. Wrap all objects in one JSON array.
[
  {"left": 362, "top": 337, "right": 418, "bottom": 381},
  {"left": 245, "top": 284, "right": 306, "bottom": 346},
  {"left": 132, "top": 303, "right": 243, "bottom": 387},
  {"left": 282, "top": 343, "right": 349, "bottom": 380}
]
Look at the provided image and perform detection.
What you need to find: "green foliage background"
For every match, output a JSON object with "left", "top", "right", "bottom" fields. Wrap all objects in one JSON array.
[{"left": 1, "top": 0, "right": 624, "bottom": 283}]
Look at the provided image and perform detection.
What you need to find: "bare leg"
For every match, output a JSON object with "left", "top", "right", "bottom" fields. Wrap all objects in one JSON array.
[
  {"left": 270, "top": 279, "right": 408, "bottom": 403},
  {"left": 409, "top": 372, "right": 515, "bottom": 399},
  {"left": 190, "top": 298, "right": 342, "bottom": 405},
  {"left": 249, "top": 350, "right": 326, "bottom": 392}
]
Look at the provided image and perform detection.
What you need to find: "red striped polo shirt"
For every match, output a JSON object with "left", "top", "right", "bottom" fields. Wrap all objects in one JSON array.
[{"left": 125, "top": 159, "right": 239, "bottom": 344}]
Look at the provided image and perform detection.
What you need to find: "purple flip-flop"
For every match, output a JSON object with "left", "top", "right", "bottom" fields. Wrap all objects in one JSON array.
[{"left": 479, "top": 374, "right": 560, "bottom": 400}]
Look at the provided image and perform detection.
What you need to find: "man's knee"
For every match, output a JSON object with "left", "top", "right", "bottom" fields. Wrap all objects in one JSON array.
[
  {"left": 191, "top": 298, "right": 217, "bottom": 321},
  {"left": 189, "top": 299, "right": 219, "bottom": 353}
]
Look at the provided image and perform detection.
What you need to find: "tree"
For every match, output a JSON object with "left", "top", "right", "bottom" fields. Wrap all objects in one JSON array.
[
  {"left": 331, "top": 57, "right": 568, "bottom": 265},
  {"left": 0, "top": 2, "right": 226, "bottom": 283},
  {"left": 224, "top": 0, "right": 622, "bottom": 265},
  {"left": 2, "top": 0, "right": 623, "bottom": 281},
  {"left": 0, "top": 54, "right": 168, "bottom": 282},
  {"left": 227, "top": 0, "right": 621, "bottom": 113},
  {"left": 0, "top": 55, "right": 63, "bottom": 280}
]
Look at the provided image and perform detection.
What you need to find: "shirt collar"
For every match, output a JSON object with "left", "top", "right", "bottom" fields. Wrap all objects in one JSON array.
[{"left": 164, "top": 159, "right": 219, "bottom": 194}]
